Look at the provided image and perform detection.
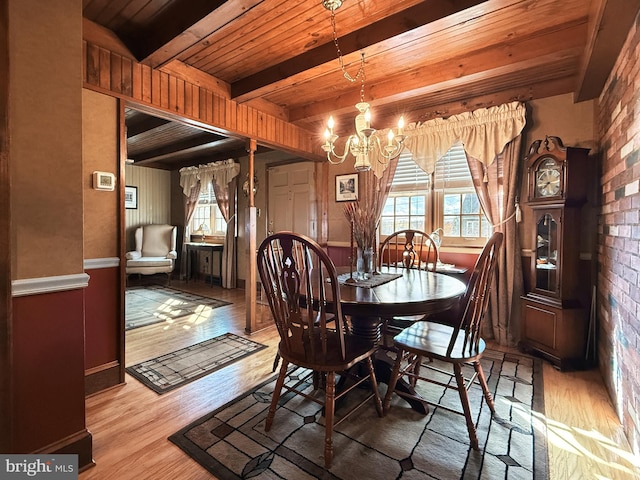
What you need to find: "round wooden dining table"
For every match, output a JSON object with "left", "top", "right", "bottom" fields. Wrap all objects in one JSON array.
[{"left": 336, "top": 266, "right": 467, "bottom": 342}]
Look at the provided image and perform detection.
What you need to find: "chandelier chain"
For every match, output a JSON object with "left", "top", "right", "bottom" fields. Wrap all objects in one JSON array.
[{"left": 330, "top": 8, "right": 366, "bottom": 101}]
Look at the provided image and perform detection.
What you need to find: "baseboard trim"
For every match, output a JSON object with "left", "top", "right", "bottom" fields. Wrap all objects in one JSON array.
[
  {"left": 33, "top": 428, "right": 94, "bottom": 472},
  {"left": 85, "top": 361, "right": 123, "bottom": 396}
]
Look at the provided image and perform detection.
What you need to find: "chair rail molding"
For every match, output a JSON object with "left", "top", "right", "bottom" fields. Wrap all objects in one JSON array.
[
  {"left": 12, "top": 273, "right": 90, "bottom": 297},
  {"left": 84, "top": 257, "right": 120, "bottom": 270}
]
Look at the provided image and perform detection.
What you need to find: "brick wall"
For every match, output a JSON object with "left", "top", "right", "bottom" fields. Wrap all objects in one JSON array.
[{"left": 597, "top": 12, "right": 640, "bottom": 455}]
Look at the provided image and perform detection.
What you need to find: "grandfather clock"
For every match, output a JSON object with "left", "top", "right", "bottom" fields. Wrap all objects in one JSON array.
[{"left": 520, "top": 136, "right": 591, "bottom": 370}]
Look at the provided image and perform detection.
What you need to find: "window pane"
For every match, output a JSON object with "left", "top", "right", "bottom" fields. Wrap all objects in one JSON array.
[
  {"left": 395, "top": 196, "right": 409, "bottom": 215},
  {"left": 380, "top": 217, "right": 395, "bottom": 235},
  {"left": 461, "top": 193, "right": 480, "bottom": 214},
  {"left": 396, "top": 217, "right": 410, "bottom": 230},
  {"left": 409, "top": 218, "right": 425, "bottom": 230},
  {"left": 481, "top": 217, "right": 492, "bottom": 238},
  {"left": 443, "top": 194, "right": 460, "bottom": 214},
  {"left": 410, "top": 196, "right": 425, "bottom": 215},
  {"left": 461, "top": 215, "right": 480, "bottom": 237},
  {"left": 444, "top": 216, "right": 460, "bottom": 236},
  {"left": 382, "top": 198, "right": 395, "bottom": 215}
]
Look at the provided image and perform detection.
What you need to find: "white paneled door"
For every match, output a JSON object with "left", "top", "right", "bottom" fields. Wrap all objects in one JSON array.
[{"left": 267, "top": 162, "right": 317, "bottom": 239}]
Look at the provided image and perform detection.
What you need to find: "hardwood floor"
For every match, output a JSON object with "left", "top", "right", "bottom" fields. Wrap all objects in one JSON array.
[{"left": 80, "top": 280, "right": 640, "bottom": 479}]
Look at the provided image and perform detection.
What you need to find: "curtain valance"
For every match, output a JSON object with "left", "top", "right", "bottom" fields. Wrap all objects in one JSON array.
[
  {"left": 398, "top": 101, "right": 526, "bottom": 175},
  {"left": 179, "top": 166, "right": 200, "bottom": 196},
  {"left": 179, "top": 159, "right": 240, "bottom": 196}
]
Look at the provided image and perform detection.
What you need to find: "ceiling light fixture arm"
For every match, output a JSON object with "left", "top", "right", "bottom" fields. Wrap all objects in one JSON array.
[{"left": 321, "top": 0, "right": 407, "bottom": 172}]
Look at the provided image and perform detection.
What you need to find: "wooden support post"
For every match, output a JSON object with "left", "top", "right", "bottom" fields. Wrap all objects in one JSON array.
[{"left": 245, "top": 139, "right": 258, "bottom": 334}]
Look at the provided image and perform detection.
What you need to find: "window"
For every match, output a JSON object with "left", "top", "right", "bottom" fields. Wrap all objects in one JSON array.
[
  {"left": 384, "top": 144, "right": 490, "bottom": 247},
  {"left": 380, "top": 195, "right": 426, "bottom": 234},
  {"left": 190, "top": 183, "right": 226, "bottom": 237}
]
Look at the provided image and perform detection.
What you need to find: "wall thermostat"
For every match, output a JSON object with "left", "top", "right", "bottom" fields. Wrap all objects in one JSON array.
[{"left": 93, "top": 171, "right": 116, "bottom": 191}]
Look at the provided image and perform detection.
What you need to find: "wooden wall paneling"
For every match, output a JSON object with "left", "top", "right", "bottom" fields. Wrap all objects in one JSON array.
[
  {"left": 82, "top": 41, "right": 323, "bottom": 161},
  {"left": 151, "top": 69, "right": 161, "bottom": 107},
  {"left": 124, "top": 165, "right": 171, "bottom": 251},
  {"left": 99, "top": 47, "right": 110, "bottom": 90},
  {"left": 85, "top": 42, "right": 99, "bottom": 85},
  {"left": 110, "top": 52, "right": 122, "bottom": 94},
  {"left": 121, "top": 57, "right": 132, "bottom": 96},
  {"left": 141, "top": 64, "right": 152, "bottom": 103},
  {"left": 160, "top": 71, "right": 170, "bottom": 109}
]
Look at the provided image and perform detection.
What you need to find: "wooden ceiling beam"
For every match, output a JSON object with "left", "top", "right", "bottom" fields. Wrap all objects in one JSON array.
[
  {"left": 141, "top": 0, "right": 265, "bottom": 68},
  {"left": 120, "top": 0, "right": 227, "bottom": 62},
  {"left": 132, "top": 137, "right": 242, "bottom": 165},
  {"left": 138, "top": 144, "right": 272, "bottom": 170},
  {"left": 574, "top": 0, "right": 640, "bottom": 102},
  {"left": 230, "top": 0, "right": 488, "bottom": 100},
  {"left": 126, "top": 115, "right": 171, "bottom": 138},
  {"left": 289, "top": 27, "right": 585, "bottom": 126}
]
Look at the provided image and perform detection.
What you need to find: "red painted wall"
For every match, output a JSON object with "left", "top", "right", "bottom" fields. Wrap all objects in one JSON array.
[
  {"left": 12, "top": 289, "right": 86, "bottom": 452},
  {"left": 84, "top": 267, "right": 120, "bottom": 369}
]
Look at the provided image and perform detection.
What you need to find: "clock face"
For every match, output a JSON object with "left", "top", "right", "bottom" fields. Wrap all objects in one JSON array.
[{"left": 535, "top": 158, "right": 561, "bottom": 197}]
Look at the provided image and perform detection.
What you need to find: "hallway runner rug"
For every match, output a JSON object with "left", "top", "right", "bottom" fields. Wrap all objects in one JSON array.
[
  {"left": 125, "top": 285, "right": 231, "bottom": 331},
  {"left": 169, "top": 349, "right": 547, "bottom": 479},
  {"left": 126, "top": 333, "right": 268, "bottom": 394}
]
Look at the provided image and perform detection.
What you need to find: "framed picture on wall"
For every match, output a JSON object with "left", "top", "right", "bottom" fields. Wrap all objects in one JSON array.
[
  {"left": 125, "top": 186, "right": 138, "bottom": 209},
  {"left": 335, "top": 174, "right": 358, "bottom": 202}
]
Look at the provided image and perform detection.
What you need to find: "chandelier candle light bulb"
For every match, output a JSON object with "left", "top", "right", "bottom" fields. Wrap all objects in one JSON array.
[{"left": 321, "top": 0, "right": 407, "bottom": 172}]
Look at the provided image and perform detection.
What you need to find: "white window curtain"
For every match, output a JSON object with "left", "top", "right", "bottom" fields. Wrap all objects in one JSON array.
[
  {"left": 199, "top": 159, "right": 240, "bottom": 289},
  {"left": 179, "top": 159, "right": 240, "bottom": 288},
  {"left": 376, "top": 101, "right": 527, "bottom": 347},
  {"left": 178, "top": 166, "right": 201, "bottom": 280},
  {"left": 402, "top": 101, "right": 526, "bottom": 175}
]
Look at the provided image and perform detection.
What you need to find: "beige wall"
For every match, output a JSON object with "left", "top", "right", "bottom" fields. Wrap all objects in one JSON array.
[
  {"left": 83, "top": 89, "right": 119, "bottom": 259},
  {"left": 124, "top": 164, "right": 172, "bottom": 251},
  {"left": 524, "top": 94, "right": 596, "bottom": 152},
  {"left": 10, "top": 0, "right": 83, "bottom": 279}
]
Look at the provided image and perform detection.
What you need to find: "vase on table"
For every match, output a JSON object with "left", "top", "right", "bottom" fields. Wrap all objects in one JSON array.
[{"left": 356, "top": 246, "right": 374, "bottom": 280}]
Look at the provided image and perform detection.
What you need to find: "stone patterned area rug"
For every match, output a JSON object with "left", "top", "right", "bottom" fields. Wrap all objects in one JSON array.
[
  {"left": 126, "top": 333, "right": 268, "bottom": 394},
  {"left": 169, "top": 349, "right": 548, "bottom": 479},
  {"left": 125, "top": 286, "right": 231, "bottom": 331}
]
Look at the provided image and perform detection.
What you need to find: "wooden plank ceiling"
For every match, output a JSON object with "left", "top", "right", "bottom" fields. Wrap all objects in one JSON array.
[{"left": 83, "top": 0, "right": 639, "bottom": 170}]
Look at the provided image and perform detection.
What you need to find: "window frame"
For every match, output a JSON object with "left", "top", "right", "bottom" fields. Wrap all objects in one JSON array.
[
  {"left": 189, "top": 184, "right": 227, "bottom": 239},
  {"left": 382, "top": 145, "right": 490, "bottom": 248}
]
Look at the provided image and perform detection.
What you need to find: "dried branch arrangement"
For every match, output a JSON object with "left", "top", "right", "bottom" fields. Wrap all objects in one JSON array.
[{"left": 344, "top": 201, "right": 378, "bottom": 249}]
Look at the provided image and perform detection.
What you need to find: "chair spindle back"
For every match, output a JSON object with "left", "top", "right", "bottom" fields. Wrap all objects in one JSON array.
[
  {"left": 257, "top": 232, "right": 347, "bottom": 361},
  {"left": 379, "top": 229, "right": 439, "bottom": 271},
  {"left": 451, "top": 231, "right": 503, "bottom": 354}
]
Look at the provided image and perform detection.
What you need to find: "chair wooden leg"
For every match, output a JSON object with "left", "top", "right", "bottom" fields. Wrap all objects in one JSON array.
[
  {"left": 383, "top": 348, "right": 404, "bottom": 414},
  {"left": 453, "top": 363, "right": 479, "bottom": 450},
  {"left": 265, "top": 361, "right": 289, "bottom": 432},
  {"left": 410, "top": 355, "right": 422, "bottom": 388},
  {"left": 271, "top": 353, "right": 280, "bottom": 373},
  {"left": 324, "top": 371, "right": 335, "bottom": 468},
  {"left": 474, "top": 361, "right": 496, "bottom": 413},
  {"left": 365, "top": 357, "right": 383, "bottom": 416}
]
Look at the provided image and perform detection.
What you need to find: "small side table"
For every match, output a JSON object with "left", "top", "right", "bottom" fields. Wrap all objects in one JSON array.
[{"left": 185, "top": 242, "right": 223, "bottom": 286}]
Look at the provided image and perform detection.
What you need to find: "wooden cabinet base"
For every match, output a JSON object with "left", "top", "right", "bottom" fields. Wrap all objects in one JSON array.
[{"left": 520, "top": 295, "right": 588, "bottom": 370}]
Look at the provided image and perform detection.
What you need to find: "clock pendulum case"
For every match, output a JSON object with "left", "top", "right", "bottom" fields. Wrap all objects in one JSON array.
[{"left": 519, "top": 136, "right": 592, "bottom": 370}]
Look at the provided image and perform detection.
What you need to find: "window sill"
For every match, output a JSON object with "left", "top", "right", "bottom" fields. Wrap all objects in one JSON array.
[{"left": 440, "top": 245, "right": 483, "bottom": 254}]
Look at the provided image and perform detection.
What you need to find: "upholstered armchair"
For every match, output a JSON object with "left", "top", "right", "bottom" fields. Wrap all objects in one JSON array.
[{"left": 125, "top": 224, "right": 178, "bottom": 284}]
